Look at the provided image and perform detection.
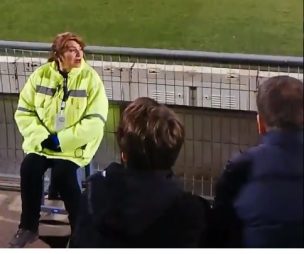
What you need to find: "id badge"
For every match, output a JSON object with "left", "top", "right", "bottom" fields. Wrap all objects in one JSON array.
[{"left": 55, "top": 113, "right": 65, "bottom": 131}]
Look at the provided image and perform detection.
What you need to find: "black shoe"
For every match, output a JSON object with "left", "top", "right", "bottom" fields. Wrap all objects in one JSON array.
[{"left": 9, "top": 228, "right": 39, "bottom": 248}]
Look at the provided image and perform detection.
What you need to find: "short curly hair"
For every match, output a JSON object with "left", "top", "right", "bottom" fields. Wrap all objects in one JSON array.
[{"left": 117, "top": 97, "right": 185, "bottom": 170}]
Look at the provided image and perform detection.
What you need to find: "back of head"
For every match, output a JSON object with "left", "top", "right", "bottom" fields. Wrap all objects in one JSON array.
[
  {"left": 48, "top": 32, "right": 85, "bottom": 63},
  {"left": 117, "top": 97, "right": 185, "bottom": 170},
  {"left": 257, "top": 76, "right": 303, "bottom": 130}
]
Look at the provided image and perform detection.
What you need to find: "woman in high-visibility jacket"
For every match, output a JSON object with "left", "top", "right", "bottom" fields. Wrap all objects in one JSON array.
[{"left": 9, "top": 32, "right": 108, "bottom": 248}]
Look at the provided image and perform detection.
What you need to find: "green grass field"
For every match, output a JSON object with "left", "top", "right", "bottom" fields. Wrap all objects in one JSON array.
[{"left": 0, "top": 0, "right": 302, "bottom": 56}]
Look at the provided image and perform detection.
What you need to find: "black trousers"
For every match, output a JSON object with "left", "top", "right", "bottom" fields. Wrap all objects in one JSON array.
[{"left": 19, "top": 153, "right": 81, "bottom": 232}]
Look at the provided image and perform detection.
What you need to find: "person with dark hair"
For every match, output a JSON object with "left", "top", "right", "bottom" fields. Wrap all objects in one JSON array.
[
  {"left": 211, "top": 76, "right": 303, "bottom": 247},
  {"left": 70, "top": 97, "right": 209, "bottom": 248},
  {"left": 9, "top": 32, "right": 108, "bottom": 248}
]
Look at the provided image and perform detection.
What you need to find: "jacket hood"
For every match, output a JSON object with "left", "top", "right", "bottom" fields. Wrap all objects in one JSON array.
[{"left": 87, "top": 162, "right": 183, "bottom": 237}]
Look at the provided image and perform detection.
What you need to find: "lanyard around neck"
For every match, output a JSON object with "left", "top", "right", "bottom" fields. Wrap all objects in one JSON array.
[{"left": 59, "top": 70, "right": 69, "bottom": 111}]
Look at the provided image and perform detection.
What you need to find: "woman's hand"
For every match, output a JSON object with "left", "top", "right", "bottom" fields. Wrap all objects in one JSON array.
[{"left": 41, "top": 134, "right": 61, "bottom": 152}]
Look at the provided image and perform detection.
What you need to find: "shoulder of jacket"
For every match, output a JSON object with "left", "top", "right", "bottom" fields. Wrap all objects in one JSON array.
[
  {"left": 26, "top": 63, "right": 52, "bottom": 85},
  {"left": 31, "top": 62, "right": 53, "bottom": 76},
  {"left": 228, "top": 147, "right": 255, "bottom": 166},
  {"left": 80, "top": 62, "right": 98, "bottom": 76},
  {"left": 178, "top": 192, "right": 211, "bottom": 210},
  {"left": 87, "top": 162, "right": 124, "bottom": 183},
  {"left": 168, "top": 192, "right": 210, "bottom": 226},
  {"left": 79, "top": 64, "right": 102, "bottom": 89},
  {"left": 219, "top": 151, "right": 253, "bottom": 191}
]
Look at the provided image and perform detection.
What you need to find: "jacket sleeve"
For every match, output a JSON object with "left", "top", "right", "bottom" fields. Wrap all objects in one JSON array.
[
  {"left": 14, "top": 73, "right": 50, "bottom": 150},
  {"left": 69, "top": 174, "right": 105, "bottom": 248},
  {"left": 210, "top": 152, "right": 251, "bottom": 247},
  {"left": 57, "top": 74, "right": 108, "bottom": 152},
  {"left": 69, "top": 190, "right": 94, "bottom": 248}
]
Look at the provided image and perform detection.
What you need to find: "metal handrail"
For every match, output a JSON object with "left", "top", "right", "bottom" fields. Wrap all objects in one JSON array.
[{"left": 0, "top": 40, "right": 302, "bottom": 67}]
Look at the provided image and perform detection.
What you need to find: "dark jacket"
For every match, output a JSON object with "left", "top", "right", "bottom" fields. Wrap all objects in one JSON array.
[
  {"left": 70, "top": 162, "right": 209, "bottom": 248},
  {"left": 212, "top": 130, "right": 303, "bottom": 248}
]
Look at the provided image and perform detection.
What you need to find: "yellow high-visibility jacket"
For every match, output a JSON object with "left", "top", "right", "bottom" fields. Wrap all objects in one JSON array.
[{"left": 15, "top": 59, "right": 108, "bottom": 167}]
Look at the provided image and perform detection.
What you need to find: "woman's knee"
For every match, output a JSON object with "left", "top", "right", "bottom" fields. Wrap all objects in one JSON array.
[{"left": 20, "top": 153, "right": 47, "bottom": 177}]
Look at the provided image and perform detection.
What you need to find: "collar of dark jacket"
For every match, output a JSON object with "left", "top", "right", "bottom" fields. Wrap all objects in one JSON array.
[{"left": 262, "top": 129, "right": 303, "bottom": 147}]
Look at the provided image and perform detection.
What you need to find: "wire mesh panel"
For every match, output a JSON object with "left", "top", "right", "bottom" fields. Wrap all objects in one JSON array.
[
  {"left": 173, "top": 107, "right": 259, "bottom": 198},
  {"left": 0, "top": 94, "right": 23, "bottom": 180},
  {"left": 0, "top": 42, "right": 303, "bottom": 198}
]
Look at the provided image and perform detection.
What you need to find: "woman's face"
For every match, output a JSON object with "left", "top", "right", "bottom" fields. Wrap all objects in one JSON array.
[{"left": 59, "top": 40, "right": 83, "bottom": 71}]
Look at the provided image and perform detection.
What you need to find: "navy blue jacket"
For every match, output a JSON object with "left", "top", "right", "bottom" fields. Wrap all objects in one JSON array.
[
  {"left": 70, "top": 162, "right": 210, "bottom": 248},
  {"left": 212, "top": 130, "right": 303, "bottom": 247}
]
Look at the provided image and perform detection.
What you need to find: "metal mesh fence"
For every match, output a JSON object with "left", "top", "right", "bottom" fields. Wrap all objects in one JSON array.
[{"left": 0, "top": 42, "right": 303, "bottom": 199}]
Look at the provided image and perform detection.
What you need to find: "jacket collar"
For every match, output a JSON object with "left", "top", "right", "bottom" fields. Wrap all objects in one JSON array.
[
  {"left": 49, "top": 58, "right": 85, "bottom": 78},
  {"left": 105, "top": 162, "right": 174, "bottom": 178},
  {"left": 262, "top": 129, "right": 303, "bottom": 147}
]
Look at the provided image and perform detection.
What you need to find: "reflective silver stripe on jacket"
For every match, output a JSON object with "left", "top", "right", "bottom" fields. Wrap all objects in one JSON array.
[
  {"left": 69, "top": 90, "right": 87, "bottom": 97},
  {"left": 82, "top": 114, "right": 106, "bottom": 124},
  {"left": 36, "top": 85, "right": 56, "bottom": 96},
  {"left": 17, "top": 107, "right": 35, "bottom": 113}
]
